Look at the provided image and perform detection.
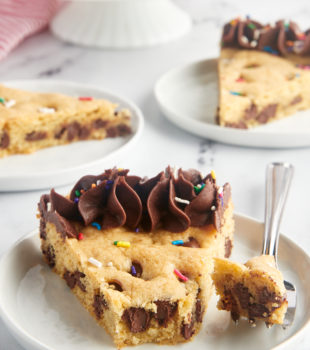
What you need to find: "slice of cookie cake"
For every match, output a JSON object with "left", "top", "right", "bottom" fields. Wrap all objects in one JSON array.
[
  {"left": 38, "top": 167, "right": 234, "bottom": 347},
  {"left": 218, "top": 18, "right": 310, "bottom": 129}
]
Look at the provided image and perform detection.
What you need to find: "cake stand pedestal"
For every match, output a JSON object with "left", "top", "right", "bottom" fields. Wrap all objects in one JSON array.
[{"left": 51, "top": 0, "right": 192, "bottom": 48}]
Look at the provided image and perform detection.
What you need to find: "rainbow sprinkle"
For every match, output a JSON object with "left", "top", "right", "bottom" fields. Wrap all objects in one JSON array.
[
  {"left": 230, "top": 19, "right": 239, "bottom": 26},
  {"left": 211, "top": 170, "right": 216, "bottom": 180},
  {"left": 88, "top": 257, "right": 102, "bottom": 268},
  {"left": 114, "top": 241, "right": 131, "bottom": 248},
  {"left": 172, "top": 240, "right": 184, "bottom": 246},
  {"left": 131, "top": 265, "right": 137, "bottom": 276},
  {"left": 79, "top": 97, "right": 93, "bottom": 101},
  {"left": 78, "top": 233, "right": 84, "bottom": 240},
  {"left": 263, "top": 46, "right": 279, "bottom": 55},
  {"left": 74, "top": 197, "right": 79, "bottom": 203},
  {"left": 75, "top": 190, "right": 81, "bottom": 197},
  {"left": 211, "top": 205, "right": 216, "bottom": 211},
  {"left": 0, "top": 97, "right": 5, "bottom": 104},
  {"left": 236, "top": 77, "right": 245, "bottom": 83},
  {"left": 174, "top": 269, "right": 188, "bottom": 282},
  {"left": 105, "top": 180, "right": 114, "bottom": 190},
  {"left": 297, "top": 33, "right": 306, "bottom": 40},
  {"left": 5, "top": 99, "right": 15, "bottom": 108},
  {"left": 247, "top": 23, "right": 256, "bottom": 30},
  {"left": 296, "top": 64, "right": 310, "bottom": 70},
  {"left": 175, "top": 197, "right": 190, "bottom": 205},
  {"left": 194, "top": 183, "right": 205, "bottom": 194},
  {"left": 92, "top": 222, "right": 101, "bottom": 230},
  {"left": 229, "top": 91, "right": 244, "bottom": 96},
  {"left": 135, "top": 228, "right": 139, "bottom": 233},
  {"left": 91, "top": 183, "right": 96, "bottom": 188}
]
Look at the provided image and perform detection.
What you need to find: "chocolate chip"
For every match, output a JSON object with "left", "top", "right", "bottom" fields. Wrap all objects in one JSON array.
[
  {"left": 40, "top": 218, "right": 47, "bottom": 240},
  {"left": 106, "top": 124, "right": 131, "bottom": 138},
  {"left": 42, "top": 244, "right": 56, "bottom": 268},
  {"left": 67, "top": 121, "right": 81, "bottom": 141},
  {"left": 0, "top": 131, "right": 9, "bottom": 149},
  {"left": 256, "top": 104, "right": 277, "bottom": 124},
  {"left": 79, "top": 126, "right": 91, "bottom": 140},
  {"left": 108, "top": 280, "right": 123, "bottom": 292},
  {"left": 106, "top": 127, "right": 118, "bottom": 138},
  {"left": 224, "top": 237, "right": 232, "bottom": 258},
  {"left": 122, "top": 308, "right": 151, "bottom": 333},
  {"left": 249, "top": 303, "right": 270, "bottom": 318},
  {"left": 93, "top": 293, "right": 108, "bottom": 319},
  {"left": 117, "top": 124, "right": 131, "bottom": 136},
  {"left": 195, "top": 299, "right": 203, "bottom": 323},
  {"left": 258, "top": 287, "right": 277, "bottom": 304},
  {"left": 181, "top": 319, "right": 195, "bottom": 339},
  {"left": 25, "top": 131, "right": 47, "bottom": 141},
  {"left": 183, "top": 237, "right": 200, "bottom": 248},
  {"left": 222, "top": 290, "right": 239, "bottom": 321},
  {"left": 231, "top": 309, "right": 240, "bottom": 322},
  {"left": 224, "top": 121, "right": 248, "bottom": 129},
  {"left": 63, "top": 270, "right": 86, "bottom": 292},
  {"left": 244, "top": 103, "right": 257, "bottom": 120},
  {"left": 154, "top": 301, "right": 177, "bottom": 327},
  {"left": 290, "top": 95, "right": 302, "bottom": 105},
  {"left": 233, "top": 283, "right": 250, "bottom": 309},
  {"left": 131, "top": 261, "right": 143, "bottom": 278},
  {"left": 54, "top": 126, "right": 66, "bottom": 139},
  {"left": 92, "top": 119, "right": 108, "bottom": 129}
]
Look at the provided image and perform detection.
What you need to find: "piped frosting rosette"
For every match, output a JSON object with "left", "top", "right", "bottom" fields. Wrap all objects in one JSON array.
[
  {"left": 222, "top": 17, "right": 310, "bottom": 56},
  {"left": 38, "top": 167, "right": 231, "bottom": 238}
]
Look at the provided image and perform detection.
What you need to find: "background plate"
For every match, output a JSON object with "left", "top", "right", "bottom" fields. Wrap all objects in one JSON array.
[
  {"left": 154, "top": 59, "right": 310, "bottom": 149},
  {"left": 0, "top": 214, "right": 309, "bottom": 350},
  {"left": 0, "top": 80, "right": 144, "bottom": 191}
]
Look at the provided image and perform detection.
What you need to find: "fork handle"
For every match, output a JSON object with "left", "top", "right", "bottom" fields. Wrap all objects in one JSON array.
[{"left": 262, "top": 162, "right": 294, "bottom": 263}]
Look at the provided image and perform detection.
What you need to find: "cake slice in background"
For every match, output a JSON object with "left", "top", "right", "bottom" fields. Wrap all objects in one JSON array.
[
  {"left": 218, "top": 18, "right": 310, "bottom": 129},
  {"left": 0, "top": 84, "right": 131, "bottom": 157},
  {"left": 212, "top": 255, "right": 288, "bottom": 326},
  {"left": 38, "top": 167, "right": 234, "bottom": 347}
]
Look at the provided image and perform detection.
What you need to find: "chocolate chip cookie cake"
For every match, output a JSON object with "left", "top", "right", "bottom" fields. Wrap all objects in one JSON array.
[
  {"left": 212, "top": 255, "right": 288, "bottom": 326},
  {"left": 218, "top": 18, "right": 310, "bottom": 128},
  {"left": 0, "top": 84, "right": 131, "bottom": 157},
  {"left": 38, "top": 167, "right": 234, "bottom": 347}
]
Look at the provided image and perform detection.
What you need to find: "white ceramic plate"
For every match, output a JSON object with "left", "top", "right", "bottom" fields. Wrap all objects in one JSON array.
[
  {"left": 0, "top": 80, "right": 144, "bottom": 191},
  {"left": 0, "top": 213, "right": 309, "bottom": 350},
  {"left": 154, "top": 59, "right": 310, "bottom": 148}
]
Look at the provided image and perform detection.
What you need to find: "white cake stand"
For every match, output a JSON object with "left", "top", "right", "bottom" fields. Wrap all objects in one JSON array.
[{"left": 50, "top": 0, "right": 192, "bottom": 48}]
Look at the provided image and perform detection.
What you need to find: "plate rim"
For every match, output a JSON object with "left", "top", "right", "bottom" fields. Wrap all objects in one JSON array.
[
  {"left": 154, "top": 58, "right": 310, "bottom": 148},
  {"left": 0, "top": 212, "right": 309, "bottom": 350},
  {"left": 0, "top": 79, "right": 144, "bottom": 183}
]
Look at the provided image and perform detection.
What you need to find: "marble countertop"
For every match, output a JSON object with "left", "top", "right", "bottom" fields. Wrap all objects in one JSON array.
[{"left": 0, "top": 0, "right": 310, "bottom": 349}]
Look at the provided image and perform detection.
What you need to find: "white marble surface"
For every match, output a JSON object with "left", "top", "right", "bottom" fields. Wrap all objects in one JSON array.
[{"left": 0, "top": 0, "right": 310, "bottom": 349}]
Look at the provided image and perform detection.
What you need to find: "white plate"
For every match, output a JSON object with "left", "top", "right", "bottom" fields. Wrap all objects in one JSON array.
[
  {"left": 0, "top": 213, "right": 309, "bottom": 350},
  {"left": 0, "top": 80, "right": 144, "bottom": 191},
  {"left": 154, "top": 59, "right": 310, "bottom": 148}
]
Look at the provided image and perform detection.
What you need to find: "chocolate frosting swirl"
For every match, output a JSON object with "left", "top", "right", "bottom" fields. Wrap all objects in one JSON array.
[
  {"left": 222, "top": 17, "right": 310, "bottom": 57},
  {"left": 38, "top": 167, "right": 231, "bottom": 237}
]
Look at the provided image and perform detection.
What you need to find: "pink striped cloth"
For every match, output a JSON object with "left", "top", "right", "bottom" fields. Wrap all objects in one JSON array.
[{"left": 0, "top": 0, "right": 60, "bottom": 61}]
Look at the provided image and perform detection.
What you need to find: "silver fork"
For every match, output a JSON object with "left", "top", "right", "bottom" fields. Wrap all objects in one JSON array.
[{"left": 262, "top": 162, "right": 296, "bottom": 328}]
